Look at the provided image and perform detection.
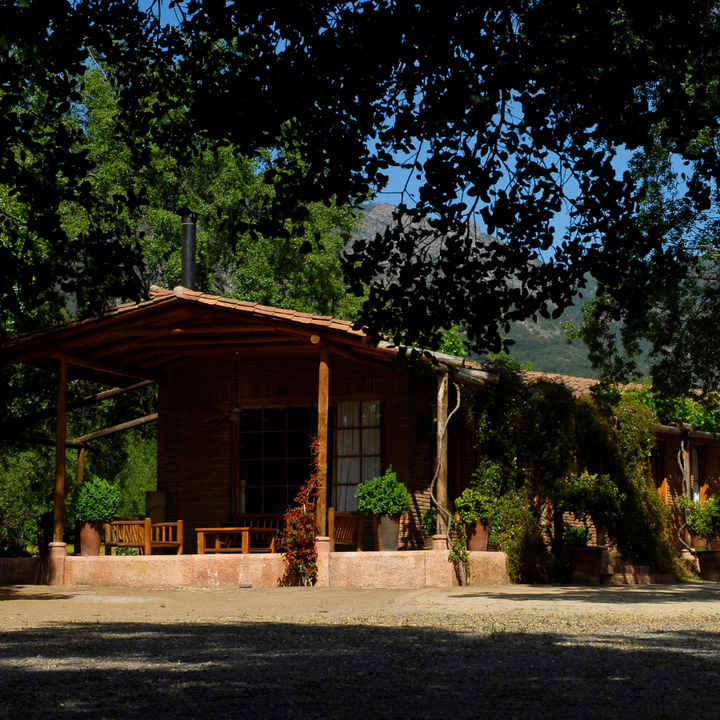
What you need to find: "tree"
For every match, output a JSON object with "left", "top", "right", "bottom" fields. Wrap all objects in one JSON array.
[{"left": 4, "top": 1, "right": 720, "bottom": 352}]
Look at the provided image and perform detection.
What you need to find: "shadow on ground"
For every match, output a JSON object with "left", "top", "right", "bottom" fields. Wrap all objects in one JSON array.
[
  {"left": 1, "top": 618, "right": 718, "bottom": 719},
  {"left": 448, "top": 583, "right": 720, "bottom": 605}
]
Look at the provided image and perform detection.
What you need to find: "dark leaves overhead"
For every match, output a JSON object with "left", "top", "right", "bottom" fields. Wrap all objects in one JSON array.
[{"left": 3, "top": 1, "right": 720, "bottom": 350}]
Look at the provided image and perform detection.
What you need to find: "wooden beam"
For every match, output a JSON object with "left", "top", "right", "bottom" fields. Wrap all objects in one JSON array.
[
  {"left": 1, "top": 434, "right": 86, "bottom": 450},
  {"left": 76, "top": 447, "right": 85, "bottom": 484},
  {"left": 436, "top": 373, "right": 449, "bottom": 535},
  {"left": 73, "top": 413, "right": 158, "bottom": 444},
  {"left": 3, "top": 380, "right": 155, "bottom": 426},
  {"left": 316, "top": 345, "right": 329, "bottom": 537},
  {"left": 53, "top": 358, "right": 67, "bottom": 547},
  {"left": 376, "top": 342, "right": 499, "bottom": 383},
  {"left": 49, "top": 350, "right": 165, "bottom": 383},
  {"left": 437, "top": 362, "right": 487, "bottom": 390}
]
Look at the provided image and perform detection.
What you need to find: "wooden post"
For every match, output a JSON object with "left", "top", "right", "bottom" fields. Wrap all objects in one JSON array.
[
  {"left": 76, "top": 447, "right": 85, "bottom": 484},
  {"left": 316, "top": 345, "right": 329, "bottom": 536},
  {"left": 52, "top": 357, "right": 68, "bottom": 548},
  {"left": 436, "top": 373, "right": 449, "bottom": 535}
]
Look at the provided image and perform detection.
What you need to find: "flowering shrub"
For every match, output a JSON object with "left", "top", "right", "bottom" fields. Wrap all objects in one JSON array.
[
  {"left": 276, "top": 439, "right": 320, "bottom": 586},
  {"left": 0, "top": 510, "right": 36, "bottom": 557}
]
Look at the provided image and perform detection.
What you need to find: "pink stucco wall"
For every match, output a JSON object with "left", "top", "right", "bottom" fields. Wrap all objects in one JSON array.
[{"left": 1, "top": 551, "right": 511, "bottom": 589}]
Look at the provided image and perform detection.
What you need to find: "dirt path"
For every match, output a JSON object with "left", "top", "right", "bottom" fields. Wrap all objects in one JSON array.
[{"left": 2, "top": 583, "right": 720, "bottom": 719}]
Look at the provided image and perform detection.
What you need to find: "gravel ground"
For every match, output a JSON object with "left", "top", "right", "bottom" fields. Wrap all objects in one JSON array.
[{"left": 2, "top": 583, "right": 720, "bottom": 719}]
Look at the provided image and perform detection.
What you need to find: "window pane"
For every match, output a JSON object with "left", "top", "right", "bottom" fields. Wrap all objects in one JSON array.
[
  {"left": 239, "top": 460, "right": 262, "bottom": 486},
  {"left": 362, "top": 457, "right": 383, "bottom": 482},
  {"left": 239, "top": 410, "right": 263, "bottom": 431},
  {"left": 362, "top": 400, "right": 383, "bottom": 427},
  {"left": 288, "top": 431, "right": 312, "bottom": 458},
  {"left": 337, "top": 401, "right": 360, "bottom": 428},
  {"left": 264, "top": 459, "right": 286, "bottom": 486},
  {"left": 288, "top": 407, "right": 311, "bottom": 430},
  {"left": 336, "top": 457, "right": 360, "bottom": 485},
  {"left": 337, "top": 429, "right": 359, "bottom": 456},
  {"left": 336, "top": 483, "right": 359, "bottom": 513},
  {"left": 264, "top": 486, "right": 287, "bottom": 514},
  {"left": 264, "top": 407, "right": 286, "bottom": 431},
  {"left": 362, "top": 428, "right": 381, "bottom": 456},
  {"left": 288, "top": 458, "right": 312, "bottom": 485},
  {"left": 264, "top": 433, "right": 286, "bottom": 459},
  {"left": 239, "top": 432, "right": 262, "bottom": 458},
  {"left": 246, "top": 487, "right": 262, "bottom": 514}
]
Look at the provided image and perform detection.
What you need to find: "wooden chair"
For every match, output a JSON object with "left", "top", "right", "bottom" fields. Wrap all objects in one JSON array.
[
  {"left": 104, "top": 518, "right": 184, "bottom": 556},
  {"left": 232, "top": 514, "right": 285, "bottom": 552},
  {"left": 328, "top": 508, "right": 362, "bottom": 552}
]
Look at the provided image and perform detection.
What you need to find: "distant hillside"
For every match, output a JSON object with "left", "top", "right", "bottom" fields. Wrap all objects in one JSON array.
[
  {"left": 356, "top": 203, "right": 599, "bottom": 379},
  {"left": 502, "top": 283, "right": 599, "bottom": 379}
]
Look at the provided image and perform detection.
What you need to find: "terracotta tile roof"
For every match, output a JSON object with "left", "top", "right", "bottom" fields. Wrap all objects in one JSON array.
[
  {"left": 1, "top": 285, "right": 366, "bottom": 351},
  {"left": 521, "top": 371, "right": 598, "bottom": 397}
]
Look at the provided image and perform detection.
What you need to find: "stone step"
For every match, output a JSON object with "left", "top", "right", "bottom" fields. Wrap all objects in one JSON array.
[{"left": 602, "top": 572, "right": 675, "bottom": 585}]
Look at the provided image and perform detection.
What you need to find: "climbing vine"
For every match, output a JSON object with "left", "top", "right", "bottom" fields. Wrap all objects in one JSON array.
[{"left": 471, "top": 355, "right": 683, "bottom": 580}]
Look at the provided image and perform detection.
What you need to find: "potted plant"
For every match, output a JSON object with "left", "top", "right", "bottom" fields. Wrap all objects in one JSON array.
[
  {"left": 420, "top": 506, "right": 437, "bottom": 549},
  {"left": 355, "top": 466, "right": 411, "bottom": 551},
  {"left": 75, "top": 475, "right": 120, "bottom": 556},
  {"left": 454, "top": 487, "right": 493, "bottom": 551},
  {"left": 679, "top": 495, "right": 720, "bottom": 581}
]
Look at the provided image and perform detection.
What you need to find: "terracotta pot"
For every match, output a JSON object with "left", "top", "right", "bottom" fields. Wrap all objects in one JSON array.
[
  {"left": 697, "top": 549, "right": 720, "bottom": 581},
  {"left": 79, "top": 521, "right": 103, "bottom": 556},
  {"left": 373, "top": 515, "right": 400, "bottom": 551},
  {"left": 467, "top": 519, "right": 489, "bottom": 551},
  {"left": 570, "top": 545, "right": 605, "bottom": 585}
]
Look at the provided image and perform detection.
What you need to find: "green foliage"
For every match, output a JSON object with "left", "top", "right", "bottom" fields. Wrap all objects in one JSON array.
[
  {"left": 420, "top": 506, "right": 437, "bottom": 536},
  {"left": 555, "top": 474, "right": 624, "bottom": 532},
  {"left": 355, "top": 467, "right": 411, "bottom": 517},
  {"left": 491, "top": 493, "right": 555, "bottom": 584},
  {"left": 564, "top": 525, "right": 591, "bottom": 549},
  {"left": 472, "top": 367, "right": 682, "bottom": 579},
  {"left": 678, "top": 496, "right": 720, "bottom": 546},
  {"left": 448, "top": 523, "right": 470, "bottom": 583},
  {"left": 0, "top": 446, "right": 55, "bottom": 551},
  {"left": 75, "top": 475, "right": 120, "bottom": 524},
  {"left": 0, "top": 509, "right": 36, "bottom": 557},
  {"left": 454, "top": 487, "right": 493, "bottom": 525}
]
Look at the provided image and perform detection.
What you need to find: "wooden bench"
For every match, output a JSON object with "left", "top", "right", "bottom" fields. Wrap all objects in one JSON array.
[
  {"left": 104, "top": 518, "right": 184, "bottom": 556},
  {"left": 196, "top": 526, "right": 278, "bottom": 554},
  {"left": 328, "top": 508, "right": 362, "bottom": 551}
]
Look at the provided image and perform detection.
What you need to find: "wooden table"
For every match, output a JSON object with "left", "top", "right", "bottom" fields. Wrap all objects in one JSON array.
[{"left": 196, "top": 527, "right": 278, "bottom": 554}]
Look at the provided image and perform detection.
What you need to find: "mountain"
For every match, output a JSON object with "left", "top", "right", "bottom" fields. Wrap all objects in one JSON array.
[{"left": 356, "top": 202, "right": 599, "bottom": 378}]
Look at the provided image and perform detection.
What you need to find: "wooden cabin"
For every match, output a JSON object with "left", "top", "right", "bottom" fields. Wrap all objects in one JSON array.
[{"left": 1, "top": 286, "right": 494, "bottom": 553}]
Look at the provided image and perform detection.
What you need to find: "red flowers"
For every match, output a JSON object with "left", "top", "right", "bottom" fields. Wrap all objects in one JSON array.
[{"left": 277, "top": 438, "right": 320, "bottom": 586}]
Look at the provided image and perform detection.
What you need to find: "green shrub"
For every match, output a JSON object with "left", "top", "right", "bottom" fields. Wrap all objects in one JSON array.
[
  {"left": 555, "top": 473, "right": 623, "bottom": 531},
  {"left": 491, "top": 492, "right": 556, "bottom": 583},
  {"left": 679, "top": 495, "right": 720, "bottom": 546},
  {"left": 420, "top": 506, "right": 437, "bottom": 535},
  {"left": 454, "top": 487, "right": 493, "bottom": 524},
  {"left": 564, "top": 525, "right": 591, "bottom": 548},
  {"left": 75, "top": 475, "right": 120, "bottom": 524},
  {"left": 355, "top": 467, "right": 411, "bottom": 516}
]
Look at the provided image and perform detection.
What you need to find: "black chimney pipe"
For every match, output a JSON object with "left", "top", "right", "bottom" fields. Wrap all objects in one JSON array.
[{"left": 181, "top": 214, "right": 197, "bottom": 291}]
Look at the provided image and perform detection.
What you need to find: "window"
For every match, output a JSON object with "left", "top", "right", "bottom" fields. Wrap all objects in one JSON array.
[
  {"left": 236, "top": 406, "right": 320, "bottom": 515},
  {"left": 332, "top": 401, "right": 384, "bottom": 512}
]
